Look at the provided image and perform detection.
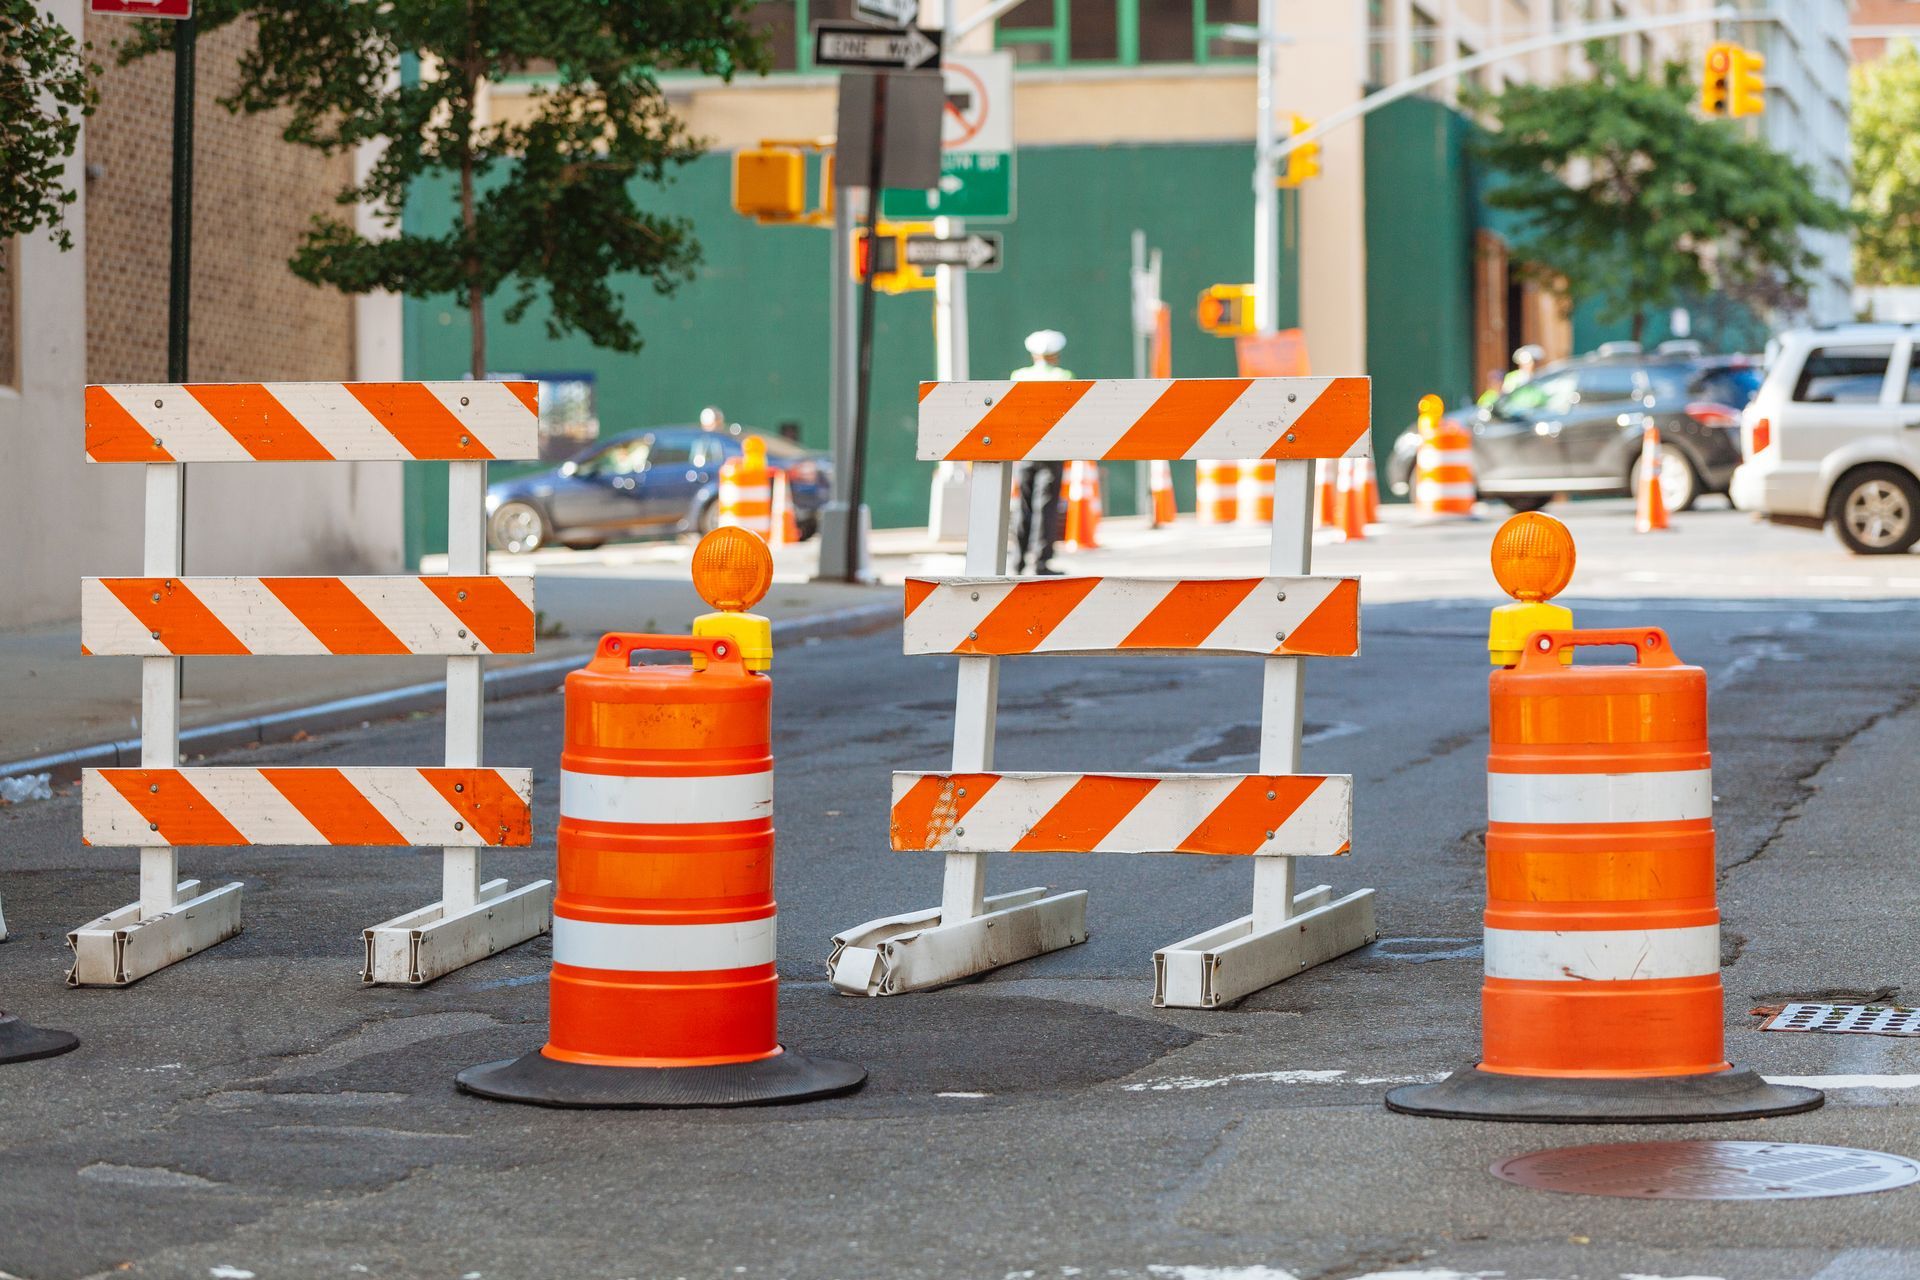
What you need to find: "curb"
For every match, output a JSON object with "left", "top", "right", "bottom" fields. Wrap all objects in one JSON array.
[{"left": 0, "top": 599, "right": 899, "bottom": 786}]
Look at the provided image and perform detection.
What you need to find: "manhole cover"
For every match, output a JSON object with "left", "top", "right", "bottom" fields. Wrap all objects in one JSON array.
[
  {"left": 1763, "top": 1002, "right": 1920, "bottom": 1037},
  {"left": 1493, "top": 1141, "right": 1920, "bottom": 1200}
]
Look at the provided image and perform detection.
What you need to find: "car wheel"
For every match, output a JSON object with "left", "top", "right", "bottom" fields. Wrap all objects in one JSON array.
[
  {"left": 488, "top": 501, "right": 549, "bottom": 554},
  {"left": 1829, "top": 466, "right": 1920, "bottom": 556},
  {"left": 560, "top": 539, "right": 605, "bottom": 552},
  {"left": 696, "top": 497, "right": 720, "bottom": 536},
  {"left": 1498, "top": 494, "right": 1552, "bottom": 513},
  {"left": 1632, "top": 443, "right": 1699, "bottom": 513}
]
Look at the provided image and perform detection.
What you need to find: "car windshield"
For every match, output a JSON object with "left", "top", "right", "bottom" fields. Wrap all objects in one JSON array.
[
  {"left": 1494, "top": 370, "right": 1578, "bottom": 419},
  {"left": 573, "top": 437, "right": 648, "bottom": 476},
  {"left": 1690, "top": 364, "right": 1762, "bottom": 408}
]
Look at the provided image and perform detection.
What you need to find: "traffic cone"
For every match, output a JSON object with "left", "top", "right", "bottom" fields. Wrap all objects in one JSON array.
[
  {"left": 1388, "top": 621, "right": 1822, "bottom": 1123},
  {"left": 1150, "top": 458, "right": 1177, "bottom": 526},
  {"left": 1337, "top": 458, "right": 1367, "bottom": 542},
  {"left": 1316, "top": 458, "right": 1339, "bottom": 528},
  {"left": 770, "top": 470, "right": 802, "bottom": 545},
  {"left": 0, "top": 1012, "right": 78, "bottom": 1066},
  {"left": 1637, "top": 424, "right": 1671, "bottom": 533},
  {"left": 458, "top": 619, "right": 865, "bottom": 1108},
  {"left": 1360, "top": 455, "right": 1380, "bottom": 525},
  {"left": 1064, "top": 461, "right": 1101, "bottom": 550}
]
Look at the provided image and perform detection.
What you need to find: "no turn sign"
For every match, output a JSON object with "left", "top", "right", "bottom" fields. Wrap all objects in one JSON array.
[{"left": 883, "top": 51, "right": 1015, "bottom": 222}]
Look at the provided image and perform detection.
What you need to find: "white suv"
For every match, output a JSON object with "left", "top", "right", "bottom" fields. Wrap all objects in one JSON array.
[{"left": 1732, "top": 324, "right": 1920, "bottom": 554}]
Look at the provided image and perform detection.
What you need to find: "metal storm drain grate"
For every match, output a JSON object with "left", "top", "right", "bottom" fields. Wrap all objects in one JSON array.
[
  {"left": 1762, "top": 1002, "right": 1920, "bottom": 1037},
  {"left": 1493, "top": 1141, "right": 1920, "bottom": 1201}
]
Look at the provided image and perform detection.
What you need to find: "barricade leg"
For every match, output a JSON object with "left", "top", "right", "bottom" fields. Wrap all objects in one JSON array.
[
  {"left": 1153, "top": 461, "right": 1376, "bottom": 1006},
  {"left": 827, "top": 460, "right": 1089, "bottom": 996}
]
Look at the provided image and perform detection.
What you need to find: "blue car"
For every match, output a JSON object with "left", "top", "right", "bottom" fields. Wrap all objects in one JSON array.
[{"left": 485, "top": 425, "right": 832, "bottom": 553}]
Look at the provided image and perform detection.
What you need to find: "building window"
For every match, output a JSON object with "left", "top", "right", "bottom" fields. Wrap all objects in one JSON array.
[
  {"left": 1460, "top": 41, "right": 1483, "bottom": 93},
  {"left": 1367, "top": 0, "right": 1386, "bottom": 86},
  {"left": 0, "top": 239, "right": 15, "bottom": 392},
  {"left": 1411, "top": 5, "right": 1438, "bottom": 75}
]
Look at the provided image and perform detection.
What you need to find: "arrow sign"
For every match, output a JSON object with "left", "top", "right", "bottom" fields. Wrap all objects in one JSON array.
[
  {"left": 814, "top": 21, "right": 942, "bottom": 71},
  {"left": 855, "top": 0, "right": 919, "bottom": 28},
  {"left": 905, "top": 232, "right": 1003, "bottom": 272}
]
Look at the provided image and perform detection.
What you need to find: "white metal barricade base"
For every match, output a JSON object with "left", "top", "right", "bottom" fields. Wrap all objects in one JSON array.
[
  {"left": 827, "top": 886, "right": 1088, "bottom": 996},
  {"left": 362, "top": 878, "right": 554, "bottom": 986},
  {"left": 1152, "top": 884, "right": 1377, "bottom": 1009},
  {"left": 66, "top": 879, "right": 245, "bottom": 987}
]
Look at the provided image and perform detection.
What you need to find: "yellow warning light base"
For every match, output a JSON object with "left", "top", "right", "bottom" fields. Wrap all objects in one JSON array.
[
  {"left": 1489, "top": 600, "right": 1573, "bottom": 667},
  {"left": 694, "top": 610, "right": 773, "bottom": 674}
]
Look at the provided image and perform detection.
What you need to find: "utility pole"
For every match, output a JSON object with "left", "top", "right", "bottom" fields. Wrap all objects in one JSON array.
[
  {"left": 926, "top": 0, "right": 972, "bottom": 542},
  {"left": 1250, "top": 0, "right": 1278, "bottom": 337},
  {"left": 167, "top": 14, "right": 197, "bottom": 383}
]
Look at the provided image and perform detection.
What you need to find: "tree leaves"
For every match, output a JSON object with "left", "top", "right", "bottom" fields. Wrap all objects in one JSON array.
[
  {"left": 0, "top": 0, "right": 99, "bottom": 252},
  {"left": 1471, "top": 48, "right": 1847, "bottom": 336},
  {"left": 1853, "top": 44, "right": 1920, "bottom": 286}
]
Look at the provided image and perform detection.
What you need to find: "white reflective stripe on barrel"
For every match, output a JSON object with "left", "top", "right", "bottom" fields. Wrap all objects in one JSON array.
[
  {"left": 1486, "top": 768, "right": 1712, "bottom": 825},
  {"left": 1416, "top": 482, "right": 1477, "bottom": 500},
  {"left": 552, "top": 915, "right": 777, "bottom": 971},
  {"left": 1483, "top": 925, "right": 1720, "bottom": 982},
  {"left": 560, "top": 768, "right": 773, "bottom": 825}
]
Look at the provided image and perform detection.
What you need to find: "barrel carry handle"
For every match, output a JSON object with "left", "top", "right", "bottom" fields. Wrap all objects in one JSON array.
[
  {"left": 1515, "top": 627, "right": 1681, "bottom": 671},
  {"left": 588, "top": 631, "right": 749, "bottom": 677}
]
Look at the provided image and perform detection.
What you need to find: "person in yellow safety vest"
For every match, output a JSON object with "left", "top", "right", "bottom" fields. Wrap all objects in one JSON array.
[
  {"left": 1477, "top": 344, "right": 1545, "bottom": 407},
  {"left": 1012, "top": 330, "right": 1074, "bottom": 576}
]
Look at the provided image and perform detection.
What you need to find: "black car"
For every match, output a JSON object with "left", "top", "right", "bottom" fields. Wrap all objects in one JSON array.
[
  {"left": 1386, "top": 349, "right": 1762, "bottom": 512},
  {"left": 485, "top": 426, "right": 832, "bottom": 553}
]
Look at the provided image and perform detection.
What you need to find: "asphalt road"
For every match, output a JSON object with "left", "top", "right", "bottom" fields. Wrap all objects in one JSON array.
[{"left": 3, "top": 581, "right": 1920, "bottom": 1279}]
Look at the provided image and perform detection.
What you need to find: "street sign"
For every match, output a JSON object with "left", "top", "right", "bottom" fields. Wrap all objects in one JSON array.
[
  {"left": 833, "top": 72, "right": 944, "bottom": 190},
  {"left": 882, "top": 51, "right": 1015, "bottom": 222},
  {"left": 905, "top": 232, "right": 1002, "bottom": 272},
  {"left": 855, "top": 0, "right": 918, "bottom": 28},
  {"left": 89, "top": 0, "right": 192, "bottom": 15},
  {"left": 813, "top": 21, "right": 942, "bottom": 72}
]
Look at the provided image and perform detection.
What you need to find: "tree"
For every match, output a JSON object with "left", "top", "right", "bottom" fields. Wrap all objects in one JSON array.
[
  {"left": 0, "top": 0, "right": 98, "bottom": 252},
  {"left": 121, "top": 3, "right": 768, "bottom": 378},
  {"left": 1853, "top": 43, "right": 1920, "bottom": 286},
  {"left": 1471, "top": 49, "right": 1847, "bottom": 343}
]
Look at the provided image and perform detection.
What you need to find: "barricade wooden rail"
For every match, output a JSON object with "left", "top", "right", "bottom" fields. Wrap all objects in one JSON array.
[
  {"left": 829, "top": 376, "right": 1378, "bottom": 1004},
  {"left": 69, "top": 381, "right": 553, "bottom": 987}
]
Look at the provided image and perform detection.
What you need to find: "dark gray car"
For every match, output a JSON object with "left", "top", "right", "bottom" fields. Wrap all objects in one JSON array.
[{"left": 1386, "top": 352, "right": 1760, "bottom": 512}]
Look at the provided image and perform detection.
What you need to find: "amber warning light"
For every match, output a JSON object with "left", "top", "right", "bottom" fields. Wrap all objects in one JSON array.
[
  {"left": 691, "top": 528, "right": 775, "bottom": 672},
  {"left": 1488, "top": 512, "right": 1576, "bottom": 666}
]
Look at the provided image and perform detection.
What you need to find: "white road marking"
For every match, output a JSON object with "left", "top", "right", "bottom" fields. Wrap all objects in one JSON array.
[
  {"left": 1766, "top": 1074, "right": 1920, "bottom": 1089},
  {"left": 1123, "top": 1069, "right": 1445, "bottom": 1092}
]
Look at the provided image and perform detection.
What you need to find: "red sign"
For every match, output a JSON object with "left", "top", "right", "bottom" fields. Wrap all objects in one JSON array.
[{"left": 89, "top": 0, "right": 193, "bottom": 18}]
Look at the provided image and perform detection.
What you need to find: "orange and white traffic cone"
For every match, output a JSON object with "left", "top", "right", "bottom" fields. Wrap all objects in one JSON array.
[
  {"left": 1387, "top": 516, "right": 1822, "bottom": 1123},
  {"left": 458, "top": 607, "right": 865, "bottom": 1107},
  {"left": 1316, "top": 458, "right": 1339, "bottom": 528},
  {"left": 1337, "top": 458, "right": 1367, "bottom": 542},
  {"left": 1236, "top": 459, "right": 1276, "bottom": 526},
  {"left": 1360, "top": 455, "right": 1380, "bottom": 525},
  {"left": 0, "top": 1012, "right": 78, "bottom": 1065},
  {"left": 769, "top": 470, "right": 801, "bottom": 545},
  {"left": 1149, "top": 458, "right": 1177, "bottom": 526},
  {"left": 1196, "top": 460, "right": 1239, "bottom": 524},
  {"left": 1636, "top": 424, "right": 1671, "bottom": 533},
  {"left": 1063, "top": 461, "right": 1101, "bottom": 550}
]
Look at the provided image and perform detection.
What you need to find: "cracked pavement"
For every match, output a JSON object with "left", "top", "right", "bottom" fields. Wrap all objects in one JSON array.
[{"left": 4, "top": 505, "right": 1920, "bottom": 1280}]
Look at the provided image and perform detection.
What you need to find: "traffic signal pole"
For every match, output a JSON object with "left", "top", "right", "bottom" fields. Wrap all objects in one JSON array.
[{"left": 1250, "top": 0, "right": 1278, "bottom": 337}]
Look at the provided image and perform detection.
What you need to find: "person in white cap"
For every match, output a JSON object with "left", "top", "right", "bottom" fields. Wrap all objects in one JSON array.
[{"left": 1011, "top": 330, "right": 1074, "bottom": 575}]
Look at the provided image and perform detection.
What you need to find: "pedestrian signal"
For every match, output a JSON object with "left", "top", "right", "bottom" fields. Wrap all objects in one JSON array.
[
  {"left": 1699, "top": 42, "right": 1732, "bottom": 116},
  {"left": 733, "top": 148, "right": 807, "bottom": 222},
  {"left": 1278, "top": 114, "right": 1321, "bottom": 187},
  {"left": 852, "top": 222, "right": 936, "bottom": 295},
  {"left": 1730, "top": 45, "right": 1766, "bottom": 117},
  {"left": 1196, "top": 284, "right": 1255, "bottom": 338}
]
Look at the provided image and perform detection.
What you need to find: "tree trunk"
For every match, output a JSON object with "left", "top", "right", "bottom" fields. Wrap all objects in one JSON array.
[{"left": 1630, "top": 310, "right": 1646, "bottom": 346}]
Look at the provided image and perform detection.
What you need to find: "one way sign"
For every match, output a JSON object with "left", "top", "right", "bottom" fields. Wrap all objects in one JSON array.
[
  {"left": 905, "top": 232, "right": 1003, "bottom": 272},
  {"left": 813, "top": 21, "right": 942, "bottom": 71}
]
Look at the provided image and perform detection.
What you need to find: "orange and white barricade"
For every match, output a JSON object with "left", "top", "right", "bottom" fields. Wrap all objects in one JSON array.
[
  {"left": 1414, "top": 394, "right": 1477, "bottom": 519},
  {"left": 459, "top": 579, "right": 864, "bottom": 1106},
  {"left": 829, "top": 375, "right": 1377, "bottom": 1004},
  {"left": 1195, "top": 460, "right": 1239, "bottom": 524},
  {"left": 718, "top": 438, "right": 773, "bottom": 538},
  {"left": 1063, "top": 460, "right": 1102, "bottom": 549},
  {"left": 1388, "top": 515, "right": 1820, "bottom": 1122},
  {"left": 74, "top": 382, "right": 552, "bottom": 986},
  {"left": 1236, "top": 459, "right": 1275, "bottom": 525},
  {"left": 1149, "top": 459, "right": 1177, "bottom": 525}
]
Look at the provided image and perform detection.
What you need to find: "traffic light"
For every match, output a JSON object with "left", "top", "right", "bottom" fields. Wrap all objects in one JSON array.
[
  {"left": 1196, "top": 283, "right": 1256, "bottom": 337},
  {"left": 1699, "top": 41, "right": 1732, "bottom": 116},
  {"left": 1278, "top": 114, "right": 1321, "bottom": 188},
  {"left": 732, "top": 147, "right": 807, "bottom": 222},
  {"left": 1730, "top": 44, "right": 1766, "bottom": 117},
  {"left": 852, "top": 222, "right": 935, "bottom": 295}
]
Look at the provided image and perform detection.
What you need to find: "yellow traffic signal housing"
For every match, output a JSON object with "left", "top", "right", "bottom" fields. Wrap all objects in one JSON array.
[
  {"left": 1197, "top": 283, "right": 1256, "bottom": 337},
  {"left": 1730, "top": 45, "right": 1766, "bottom": 117},
  {"left": 1278, "top": 113, "right": 1321, "bottom": 188},
  {"left": 733, "top": 148, "right": 807, "bottom": 222},
  {"left": 851, "top": 221, "right": 936, "bottom": 296},
  {"left": 1699, "top": 41, "right": 1733, "bottom": 116}
]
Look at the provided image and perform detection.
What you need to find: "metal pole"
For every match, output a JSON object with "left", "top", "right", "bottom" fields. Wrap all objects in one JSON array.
[
  {"left": 845, "top": 74, "right": 888, "bottom": 584},
  {"left": 1252, "top": 0, "right": 1277, "bottom": 336},
  {"left": 167, "top": 16, "right": 196, "bottom": 383},
  {"left": 1131, "top": 230, "right": 1151, "bottom": 514}
]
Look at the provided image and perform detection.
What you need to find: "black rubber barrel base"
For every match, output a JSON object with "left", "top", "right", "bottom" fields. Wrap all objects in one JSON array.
[
  {"left": 0, "top": 1014, "right": 79, "bottom": 1066},
  {"left": 456, "top": 1047, "right": 867, "bottom": 1109},
  {"left": 1386, "top": 1065, "right": 1824, "bottom": 1124}
]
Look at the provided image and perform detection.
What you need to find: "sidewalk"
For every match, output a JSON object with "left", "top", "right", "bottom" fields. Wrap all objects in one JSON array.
[{"left": 0, "top": 559, "right": 891, "bottom": 777}]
